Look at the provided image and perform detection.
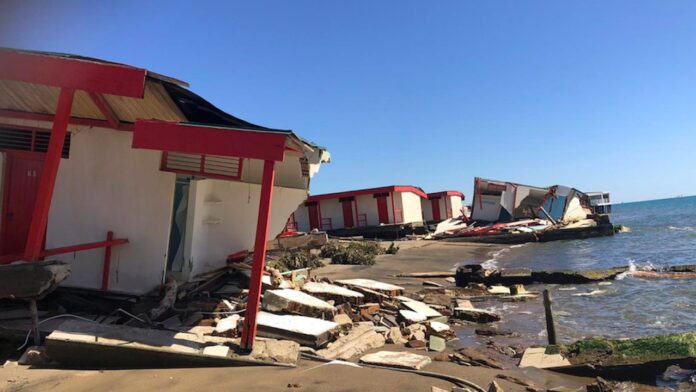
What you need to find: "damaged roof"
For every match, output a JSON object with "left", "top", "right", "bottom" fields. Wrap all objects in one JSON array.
[{"left": 0, "top": 47, "right": 325, "bottom": 151}]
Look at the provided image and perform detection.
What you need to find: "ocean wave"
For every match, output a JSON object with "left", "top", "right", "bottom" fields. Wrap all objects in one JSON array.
[
  {"left": 481, "top": 248, "right": 510, "bottom": 269},
  {"left": 615, "top": 258, "right": 656, "bottom": 280},
  {"left": 668, "top": 226, "right": 696, "bottom": 232}
]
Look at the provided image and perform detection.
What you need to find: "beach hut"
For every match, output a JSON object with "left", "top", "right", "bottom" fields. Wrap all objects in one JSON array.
[
  {"left": 422, "top": 191, "right": 464, "bottom": 222},
  {"left": 0, "top": 48, "right": 330, "bottom": 297},
  {"left": 293, "top": 185, "right": 426, "bottom": 232}
]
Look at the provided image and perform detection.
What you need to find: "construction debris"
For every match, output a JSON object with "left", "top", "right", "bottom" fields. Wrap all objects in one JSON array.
[
  {"left": 335, "top": 279, "right": 404, "bottom": 297},
  {"left": 316, "top": 324, "right": 385, "bottom": 360},
  {"left": 262, "top": 289, "right": 336, "bottom": 318},
  {"left": 518, "top": 347, "right": 571, "bottom": 369},
  {"left": 256, "top": 312, "right": 338, "bottom": 349},
  {"left": 301, "top": 281, "right": 365, "bottom": 305},
  {"left": 359, "top": 350, "right": 432, "bottom": 370},
  {"left": 454, "top": 307, "right": 501, "bottom": 323}
]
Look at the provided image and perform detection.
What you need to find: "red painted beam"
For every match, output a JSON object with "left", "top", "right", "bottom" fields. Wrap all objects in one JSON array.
[
  {"left": 133, "top": 120, "right": 287, "bottom": 162},
  {"left": 0, "top": 236, "right": 128, "bottom": 265},
  {"left": 0, "top": 109, "right": 133, "bottom": 132},
  {"left": 0, "top": 48, "right": 146, "bottom": 98},
  {"left": 23, "top": 88, "right": 74, "bottom": 261},
  {"left": 88, "top": 92, "right": 120, "bottom": 129},
  {"left": 307, "top": 185, "right": 427, "bottom": 202},
  {"left": 241, "top": 160, "right": 276, "bottom": 351}
]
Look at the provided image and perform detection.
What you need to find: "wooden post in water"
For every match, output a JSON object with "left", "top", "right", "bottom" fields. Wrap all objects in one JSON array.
[{"left": 543, "top": 289, "right": 557, "bottom": 345}]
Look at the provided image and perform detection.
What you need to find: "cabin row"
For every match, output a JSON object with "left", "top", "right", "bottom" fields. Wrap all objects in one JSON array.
[{"left": 290, "top": 186, "right": 465, "bottom": 234}]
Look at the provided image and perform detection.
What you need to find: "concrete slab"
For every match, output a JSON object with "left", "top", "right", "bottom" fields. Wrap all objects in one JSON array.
[
  {"left": 262, "top": 289, "right": 336, "bottom": 318},
  {"left": 399, "top": 310, "right": 427, "bottom": 323},
  {"left": 400, "top": 299, "right": 442, "bottom": 318},
  {"left": 335, "top": 279, "right": 404, "bottom": 296},
  {"left": 359, "top": 350, "right": 432, "bottom": 370},
  {"left": 518, "top": 347, "right": 571, "bottom": 369},
  {"left": 453, "top": 307, "right": 501, "bottom": 323},
  {"left": 301, "top": 282, "right": 364, "bottom": 305},
  {"left": 45, "top": 320, "right": 298, "bottom": 368},
  {"left": 256, "top": 312, "right": 338, "bottom": 349},
  {"left": 316, "top": 324, "right": 385, "bottom": 360}
]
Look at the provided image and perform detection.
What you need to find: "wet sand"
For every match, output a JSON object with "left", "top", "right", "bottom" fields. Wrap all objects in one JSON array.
[{"left": 0, "top": 241, "right": 597, "bottom": 392}]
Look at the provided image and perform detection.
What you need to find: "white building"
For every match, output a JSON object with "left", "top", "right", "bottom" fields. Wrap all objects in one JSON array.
[
  {"left": 422, "top": 191, "right": 464, "bottom": 222},
  {"left": 0, "top": 49, "right": 330, "bottom": 295},
  {"left": 292, "top": 185, "right": 426, "bottom": 232}
]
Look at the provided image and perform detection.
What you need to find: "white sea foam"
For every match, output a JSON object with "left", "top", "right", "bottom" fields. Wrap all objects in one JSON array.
[
  {"left": 481, "top": 248, "right": 510, "bottom": 269},
  {"left": 668, "top": 226, "right": 696, "bottom": 232}
]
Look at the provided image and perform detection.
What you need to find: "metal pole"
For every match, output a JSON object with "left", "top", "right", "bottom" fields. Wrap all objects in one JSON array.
[
  {"left": 240, "top": 160, "right": 276, "bottom": 351},
  {"left": 543, "top": 289, "right": 557, "bottom": 345},
  {"left": 29, "top": 299, "right": 40, "bottom": 346}
]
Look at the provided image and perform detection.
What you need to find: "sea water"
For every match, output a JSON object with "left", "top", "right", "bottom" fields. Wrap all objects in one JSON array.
[{"left": 478, "top": 195, "right": 696, "bottom": 341}]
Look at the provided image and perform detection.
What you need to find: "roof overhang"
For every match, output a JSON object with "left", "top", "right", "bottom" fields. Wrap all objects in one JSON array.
[
  {"left": 308, "top": 185, "right": 427, "bottom": 201},
  {"left": 427, "top": 190, "right": 464, "bottom": 199}
]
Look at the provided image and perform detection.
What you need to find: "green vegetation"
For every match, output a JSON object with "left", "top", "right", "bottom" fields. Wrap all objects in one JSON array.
[
  {"left": 563, "top": 333, "right": 696, "bottom": 366},
  {"left": 385, "top": 242, "right": 400, "bottom": 255},
  {"left": 268, "top": 249, "right": 324, "bottom": 272},
  {"left": 320, "top": 240, "right": 385, "bottom": 265}
]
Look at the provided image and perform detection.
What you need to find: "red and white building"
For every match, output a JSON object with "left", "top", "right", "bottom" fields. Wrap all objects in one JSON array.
[
  {"left": 292, "top": 185, "right": 427, "bottom": 232},
  {"left": 421, "top": 191, "right": 465, "bottom": 222},
  {"left": 0, "top": 48, "right": 330, "bottom": 349}
]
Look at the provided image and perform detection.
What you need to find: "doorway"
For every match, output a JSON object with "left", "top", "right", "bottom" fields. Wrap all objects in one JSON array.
[
  {"left": 1, "top": 152, "right": 44, "bottom": 256},
  {"left": 166, "top": 176, "right": 191, "bottom": 273},
  {"left": 376, "top": 196, "right": 389, "bottom": 224},
  {"left": 431, "top": 198, "right": 441, "bottom": 221}
]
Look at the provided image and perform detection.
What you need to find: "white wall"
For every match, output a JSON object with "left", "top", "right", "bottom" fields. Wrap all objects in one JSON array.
[
  {"left": 399, "top": 192, "right": 424, "bottom": 224},
  {"left": 471, "top": 194, "right": 502, "bottom": 222},
  {"left": 47, "top": 128, "right": 176, "bottom": 294},
  {"left": 294, "top": 204, "right": 310, "bottom": 232},
  {"left": 449, "top": 195, "right": 463, "bottom": 218},
  {"left": 185, "top": 179, "right": 307, "bottom": 278}
]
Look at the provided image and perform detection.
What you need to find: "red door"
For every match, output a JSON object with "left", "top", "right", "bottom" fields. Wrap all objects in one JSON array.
[
  {"left": 307, "top": 203, "right": 320, "bottom": 230},
  {"left": 376, "top": 196, "right": 389, "bottom": 224},
  {"left": 431, "top": 198, "right": 441, "bottom": 221},
  {"left": 1, "top": 154, "right": 44, "bottom": 255},
  {"left": 341, "top": 200, "right": 354, "bottom": 228}
]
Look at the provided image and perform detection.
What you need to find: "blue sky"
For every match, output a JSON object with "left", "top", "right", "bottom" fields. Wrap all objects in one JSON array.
[{"left": 2, "top": 1, "right": 695, "bottom": 202}]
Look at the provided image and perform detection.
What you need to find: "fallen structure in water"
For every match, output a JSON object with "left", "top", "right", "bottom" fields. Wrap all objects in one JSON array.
[{"left": 432, "top": 178, "right": 616, "bottom": 244}]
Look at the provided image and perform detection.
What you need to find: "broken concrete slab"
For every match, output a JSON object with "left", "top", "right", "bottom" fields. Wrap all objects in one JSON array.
[
  {"left": 262, "top": 289, "right": 336, "bottom": 318},
  {"left": 519, "top": 347, "right": 571, "bottom": 369},
  {"left": 429, "top": 335, "right": 446, "bottom": 352},
  {"left": 399, "top": 309, "right": 427, "bottom": 324},
  {"left": 316, "top": 324, "right": 385, "bottom": 360},
  {"left": 453, "top": 307, "right": 501, "bottom": 323},
  {"left": 215, "top": 315, "right": 240, "bottom": 335},
  {"left": 400, "top": 298, "right": 443, "bottom": 319},
  {"left": 256, "top": 312, "right": 338, "bottom": 349},
  {"left": 488, "top": 286, "right": 511, "bottom": 295},
  {"left": 335, "top": 279, "right": 404, "bottom": 297},
  {"left": 0, "top": 260, "right": 71, "bottom": 299},
  {"left": 333, "top": 313, "right": 353, "bottom": 328},
  {"left": 359, "top": 350, "right": 431, "bottom": 370},
  {"left": 46, "top": 319, "right": 299, "bottom": 368},
  {"left": 301, "top": 281, "right": 364, "bottom": 305},
  {"left": 456, "top": 264, "right": 630, "bottom": 287},
  {"left": 272, "top": 232, "right": 328, "bottom": 250},
  {"left": 386, "top": 327, "right": 406, "bottom": 344}
]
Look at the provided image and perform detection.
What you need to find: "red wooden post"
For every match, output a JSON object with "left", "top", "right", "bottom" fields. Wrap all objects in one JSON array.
[
  {"left": 241, "top": 160, "right": 276, "bottom": 351},
  {"left": 101, "top": 231, "right": 114, "bottom": 290},
  {"left": 23, "top": 88, "right": 75, "bottom": 261}
]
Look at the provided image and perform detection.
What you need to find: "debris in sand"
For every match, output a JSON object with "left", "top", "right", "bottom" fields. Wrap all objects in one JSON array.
[
  {"left": 518, "top": 347, "right": 571, "bottom": 369},
  {"left": 335, "top": 279, "right": 404, "bottom": 297},
  {"left": 256, "top": 312, "right": 338, "bottom": 349},
  {"left": 487, "top": 380, "right": 503, "bottom": 392},
  {"left": 452, "top": 347, "right": 505, "bottom": 369},
  {"left": 301, "top": 281, "right": 365, "bottom": 305},
  {"left": 399, "top": 309, "right": 428, "bottom": 323},
  {"left": 400, "top": 298, "right": 443, "bottom": 318},
  {"left": 262, "top": 289, "right": 336, "bottom": 318},
  {"left": 316, "top": 324, "right": 385, "bottom": 360},
  {"left": 359, "top": 350, "right": 432, "bottom": 370},
  {"left": 453, "top": 307, "right": 501, "bottom": 323},
  {"left": 488, "top": 286, "right": 511, "bottom": 295}
]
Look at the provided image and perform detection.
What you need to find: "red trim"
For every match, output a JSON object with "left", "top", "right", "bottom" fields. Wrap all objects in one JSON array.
[
  {"left": 307, "top": 185, "right": 427, "bottom": 202},
  {"left": 241, "top": 160, "right": 276, "bottom": 351},
  {"left": 23, "top": 88, "right": 74, "bottom": 261},
  {"left": 0, "top": 109, "right": 133, "bottom": 132},
  {"left": 133, "top": 120, "right": 287, "bottom": 162},
  {"left": 88, "top": 92, "right": 120, "bottom": 129},
  {"left": 390, "top": 192, "right": 397, "bottom": 224},
  {"left": 0, "top": 235, "right": 128, "bottom": 265},
  {"left": 0, "top": 48, "right": 146, "bottom": 98},
  {"left": 427, "top": 190, "right": 464, "bottom": 199}
]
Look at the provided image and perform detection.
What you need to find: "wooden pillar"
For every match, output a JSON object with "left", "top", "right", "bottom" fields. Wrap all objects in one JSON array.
[
  {"left": 24, "top": 88, "right": 75, "bottom": 261},
  {"left": 240, "top": 160, "right": 276, "bottom": 351}
]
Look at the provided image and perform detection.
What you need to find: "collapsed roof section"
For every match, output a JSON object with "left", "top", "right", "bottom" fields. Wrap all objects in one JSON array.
[{"left": 470, "top": 177, "right": 591, "bottom": 224}]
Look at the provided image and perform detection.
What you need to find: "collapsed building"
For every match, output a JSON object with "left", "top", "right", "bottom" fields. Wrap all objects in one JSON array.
[{"left": 0, "top": 49, "right": 329, "bottom": 320}]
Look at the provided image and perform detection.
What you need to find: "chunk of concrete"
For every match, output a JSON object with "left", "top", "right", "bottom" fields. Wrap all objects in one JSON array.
[
  {"left": 202, "top": 345, "right": 230, "bottom": 357},
  {"left": 386, "top": 327, "right": 406, "bottom": 344},
  {"left": 428, "top": 335, "right": 446, "bottom": 352},
  {"left": 399, "top": 310, "right": 427, "bottom": 324},
  {"left": 335, "top": 279, "right": 404, "bottom": 297},
  {"left": 518, "top": 347, "right": 571, "bottom": 369},
  {"left": 316, "top": 324, "right": 385, "bottom": 360},
  {"left": 333, "top": 313, "right": 353, "bottom": 328},
  {"left": 488, "top": 286, "right": 511, "bottom": 295},
  {"left": 46, "top": 319, "right": 298, "bottom": 367},
  {"left": 454, "top": 307, "right": 501, "bottom": 323},
  {"left": 400, "top": 298, "right": 443, "bottom": 319},
  {"left": 256, "top": 311, "right": 338, "bottom": 349},
  {"left": 215, "top": 315, "right": 240, "bottom": 334},
  {"left": 301, "top": 281, "right": 364, "bottom": 305},
  {"left": 360, "top": 350, "right": 432, "bottom": 370},
  {"left": 262, "top": 289, "right": 336, "bottom": 318}
]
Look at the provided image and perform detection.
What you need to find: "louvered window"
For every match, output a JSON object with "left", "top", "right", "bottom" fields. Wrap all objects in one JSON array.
[
  {"left": 0, "top": 126, "right": 70, "bottom": 158},
  {"left": 161, "top": 152, "right": 243, "bottom": 180}
]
